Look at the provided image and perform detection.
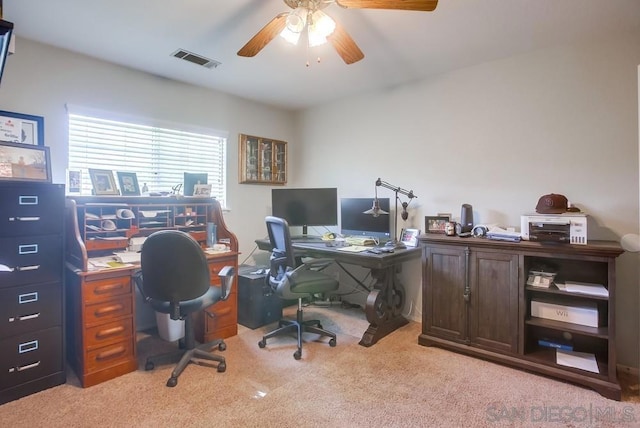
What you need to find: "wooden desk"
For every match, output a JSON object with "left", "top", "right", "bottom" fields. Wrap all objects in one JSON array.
[
  {"left": 65, "top": 196, "right": 238, "bottom": 387},
  {"left": 256, "top": 239, "right": 421, "bottom": 346}
]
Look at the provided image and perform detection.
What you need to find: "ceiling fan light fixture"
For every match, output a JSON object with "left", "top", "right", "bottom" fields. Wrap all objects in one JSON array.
[
  {"left": 307, "top": 10, "right": 336, "bottom": 47},
  {"left": 285, "top": 7, "right": 307, "bottom": 33},
  {"left": 281, "top": 27, "right": 302, "bottom": 45}
]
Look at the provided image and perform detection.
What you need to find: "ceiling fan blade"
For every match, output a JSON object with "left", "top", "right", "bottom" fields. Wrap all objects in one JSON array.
[
  {"left": 327, "top": 23, "right": 364, "bottom": 65},
  {"left": 237, "top": 13, "right": 287, "bottom": 58},
  {"left": 335, "top": 0, "right": 438, "bottom": 11}
]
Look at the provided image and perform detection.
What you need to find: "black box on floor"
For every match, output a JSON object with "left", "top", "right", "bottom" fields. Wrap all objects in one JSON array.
[{"left": 238, "top": 267, "right": 283, "bottom": 329}]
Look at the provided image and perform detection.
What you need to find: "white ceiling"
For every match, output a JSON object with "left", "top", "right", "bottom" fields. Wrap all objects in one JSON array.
[{"left": 4, "top": 1, "right": 640, "bottom": 111}]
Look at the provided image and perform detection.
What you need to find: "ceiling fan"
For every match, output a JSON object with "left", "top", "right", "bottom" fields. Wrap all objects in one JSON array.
[{"left": 237, "top": 0, "right": 438, "bottom": 65}]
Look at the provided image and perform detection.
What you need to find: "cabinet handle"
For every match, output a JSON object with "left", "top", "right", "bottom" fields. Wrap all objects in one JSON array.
[
  {"left": 95, "top": 326, "right": 125, "bottom": 339},
  {"left": 15, "top": 265, "right": 41, "bottom": 272},
  {"left": 17, "top": 313, "right": 40, "bottom": 321},
  {"left": 12, "top": 216, "right": 41, "bottom": 222},
  {"left": 463, "top": 290, "right": 470, "bottom": 302},
  {"left": 15, "top": 361, "right": 41, "bottom": 372},
  {"left": 96, "top": 346, "right": 126, "bottom": 361},
  {"left": 18, "top": 195, "right": 39, "bottom": 205},
  {"left": 94, "top": 283, "right": 125, "bottom": 294},
  {"left": 94, "top": 304, "right": 124, "bottom": 317}
]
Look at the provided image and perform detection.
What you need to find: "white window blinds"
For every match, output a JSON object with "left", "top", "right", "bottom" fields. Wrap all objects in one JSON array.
[{"left": 68, "top": 112, "right": 227, "bottom": 206}]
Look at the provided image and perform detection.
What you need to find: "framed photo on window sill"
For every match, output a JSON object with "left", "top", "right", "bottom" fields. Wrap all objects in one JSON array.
[
  {"left": 117, "top": 171, "right": 140, "bottom": 196},
  {"left": 89, "top": 168, "right": 119, "bottom": 195}
]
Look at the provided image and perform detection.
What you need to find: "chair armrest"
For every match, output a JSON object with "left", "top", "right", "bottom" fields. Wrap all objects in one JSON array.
[
  {"left": 218, "top": 265, "right": 234, "bottom": 301},
  {"left": 300, "top": 257, "right": 334, "bottom": 271},
  {"left": 132, "top": 269, "right": 150, "bottom": 302}
]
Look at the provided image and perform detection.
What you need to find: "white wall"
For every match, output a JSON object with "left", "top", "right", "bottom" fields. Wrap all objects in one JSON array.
[
  {"left": 296, "top": 32, "right": 640, "bottom": 368},
  {"left": 0, "top": 37, "right": 296, "bottom": 263}
]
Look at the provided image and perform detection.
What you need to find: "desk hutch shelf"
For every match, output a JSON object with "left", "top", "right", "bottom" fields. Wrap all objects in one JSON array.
[
  {"left": 64, "top": 195, "right": 239, "bottom": 387},
  {"left": 419, "top": 234, "right": 623, "bottom": 400}
]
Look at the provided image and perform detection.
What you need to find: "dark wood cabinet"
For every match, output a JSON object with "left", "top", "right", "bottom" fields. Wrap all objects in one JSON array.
[
  {"left": 0, "top": 182, "right": 66, "bottom": 404},
  {"left": 420, "top": 234, "right": 623, "bottom": 400}
]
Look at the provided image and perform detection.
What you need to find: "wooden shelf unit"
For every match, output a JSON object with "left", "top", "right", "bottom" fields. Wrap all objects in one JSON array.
[
  {"left": 419, "top": 234, "right": 623, "bottom": 400},
  {"left": 239, "top": 133, "right": 287, "bottom": 185}
]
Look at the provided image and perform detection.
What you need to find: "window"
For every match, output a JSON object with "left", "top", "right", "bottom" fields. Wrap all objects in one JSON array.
[{"left": 67, "top": 111, "right": 227, "bottom": 206}]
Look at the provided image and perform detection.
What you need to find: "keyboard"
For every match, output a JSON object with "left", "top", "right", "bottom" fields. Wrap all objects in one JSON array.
[{"left": 344, "top": 236, "right": 377, "bottom": 246}]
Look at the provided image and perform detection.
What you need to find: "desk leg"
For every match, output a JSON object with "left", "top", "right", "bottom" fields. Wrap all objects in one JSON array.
[{"left": 359, "top": 265, "right": 408, "bottom": 347}]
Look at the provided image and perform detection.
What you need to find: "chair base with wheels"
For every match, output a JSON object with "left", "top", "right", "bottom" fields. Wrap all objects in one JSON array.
[
  {"left": 258, "top": 297, "right": 336, "bottom": 360},
  {"left": 145, "top": 311, "right": 227, "bottom": 387}
]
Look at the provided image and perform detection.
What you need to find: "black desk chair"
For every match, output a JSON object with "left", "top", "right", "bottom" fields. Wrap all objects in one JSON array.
[
  {"left": 258, "top": 216, "right": 338, "bottom": 360},
  {"left": 134, "top": 230, "right": 234, "bottom": 387}
]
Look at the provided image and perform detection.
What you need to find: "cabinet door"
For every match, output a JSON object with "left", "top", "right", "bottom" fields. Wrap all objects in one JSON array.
[
  {"left": 468, "top": 250, "right": 518, "bottom": 353},
  {"left": 423, "top": 245, "right": 467, "bottom": 342}
]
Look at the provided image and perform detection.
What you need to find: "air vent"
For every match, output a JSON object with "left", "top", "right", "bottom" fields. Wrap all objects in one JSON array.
[{"left": 172, "top": 49, "right": 221, "bottom": 69}]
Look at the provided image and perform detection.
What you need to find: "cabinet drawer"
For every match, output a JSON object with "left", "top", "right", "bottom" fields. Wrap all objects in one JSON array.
[
  {"left": 0, "top": 327, "right": 63, "bottom": 389},
  {"left": 85, "top": 317, "right": 134, "bottom": 351},
  {"left": 0, "top": 235, "right": 62, "bottom": 288},
  {"left": 0, "top": 183, "right": 64, "bottom": 237},
  {"left": 85, "top": 338, "right": 135, "bottom": 372},
  {"left": 208, "top": 260, "right": 235, "bottom": 286},
  {"left": 84, "top": 275, "right": 132, "bottom": 305},
  {"left": 84, "top": 295, "right": 133, "bottom": 326},
  {"left": 0, "top": 282, "right": 62, "bottom": 339}
]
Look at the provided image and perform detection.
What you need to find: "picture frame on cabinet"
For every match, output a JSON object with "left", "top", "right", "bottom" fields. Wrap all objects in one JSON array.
[
  {"left": 0, "top": 140, "right": 51, "bottom": 182},
  {"left": 89, "top": 168, "right": 119, "bottom": 195},
  {"left": 0, "top": 110, "right": 45, "bottom": 146},
  {"left": 67, "top": 169, "right": 82, "bottom": 193},
  {"left": 117, "top": 171, "right": 140, "bottom": 196},
  {"left": 425, "top": 215, "right": 449, "bottom": 234},
  {"left": 400, "top": 228, "right": 420, "bottom": 247}
]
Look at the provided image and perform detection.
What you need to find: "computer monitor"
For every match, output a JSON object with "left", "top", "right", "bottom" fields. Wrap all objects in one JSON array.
[
  {"left": 271, "top": 188, "right": 338, "bottom": 235},
  {"left": 340, "top": 197, "right": 391, "bottom": 241},
  {"left": 183, "top": 172, "right": 208, "bottom": 196}
]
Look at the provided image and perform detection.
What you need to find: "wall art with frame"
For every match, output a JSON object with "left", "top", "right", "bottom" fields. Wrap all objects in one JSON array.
[
  {"left": 0, "top": 141, "right": 51, "bottom": 182},
  {"left": 0, "top": 110, "right": 45, "bottom": 146},
  {"left": 425, "top": 215, "right": 450, "bottom": 234},
  {"left": 89, "top": 168, "right": 119, "bottom": 195},
  {"left": 117, "top": 171, "right": 140, "bottom": 196}
]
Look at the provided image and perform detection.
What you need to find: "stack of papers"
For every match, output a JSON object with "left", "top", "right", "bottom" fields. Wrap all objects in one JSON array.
[
  {"left": 486, "top": 227, "right": 521, "bottom": 242},
  {"left": 336, "top": 245, "right": 370, "bottom": 253},
  {"left": 556, "top": 349, "right": 599, "bottom": 373},
  {"left": 557, "top": 281, "right": 608, "bottom": 297}
]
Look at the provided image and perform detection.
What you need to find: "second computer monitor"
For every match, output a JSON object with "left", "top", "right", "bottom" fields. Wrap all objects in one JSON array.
[{"left": 340, "top": 197, "right": 391, "bottom": 241}]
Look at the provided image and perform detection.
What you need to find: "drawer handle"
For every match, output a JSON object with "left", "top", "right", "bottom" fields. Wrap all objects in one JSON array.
[
  {"left": 16, "top": 265, "right": 41, "bottom": 272},
  {"left": 96, "top": 326, "right": 125, "bottom": 339},
  {"left": 94, "top": 283, "right": 125, "bottom": 294},
  {"left": 96, "top": 346, "right": 126, "bottom": 361},
  {"left": 94, "top": 304, "right": 124, "bottom": 317},
  {"left": 14, "top": 313, "right": 40, "bottom": 322},
  {"left": 11, "top": 361, "right": 41, "bottom": 373},
  {"left": 10, "top": 216, "right": 41, "bottom": 222}
]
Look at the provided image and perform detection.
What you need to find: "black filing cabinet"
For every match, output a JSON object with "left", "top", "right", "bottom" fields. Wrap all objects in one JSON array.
[
  {"left": 237, "top": 266, "right": 283, "bottom": 329},
  {"left": 0, "top": 182, "right": 66, "bottom": 404}
]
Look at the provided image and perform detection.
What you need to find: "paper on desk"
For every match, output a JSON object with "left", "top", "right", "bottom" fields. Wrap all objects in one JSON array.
[
  {"left": 336, "top": 245, "right": 370, "bottom": 253},
  {"left": 556, "top": 350, "right": 599, "bottom": 373},
  {"left": 563, "top": 281, "right": 609, "bottom": 297}
]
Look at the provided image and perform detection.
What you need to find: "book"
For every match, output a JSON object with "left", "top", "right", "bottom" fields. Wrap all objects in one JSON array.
[{"left": 538, "top": 338, "right": 573, "bottom": 351}]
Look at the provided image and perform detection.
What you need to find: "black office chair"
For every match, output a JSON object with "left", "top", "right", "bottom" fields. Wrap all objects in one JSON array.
[
  {"left": 258, "top": 216, "right": 339, "bottom": 360},
  {"left": 134, "top": 230, "right": 234, "bottom": 387}
]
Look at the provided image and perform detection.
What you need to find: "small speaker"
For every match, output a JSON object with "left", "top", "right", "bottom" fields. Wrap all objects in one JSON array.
[{"left": 460, "top": 204, "right": 473, "bottom": 233}]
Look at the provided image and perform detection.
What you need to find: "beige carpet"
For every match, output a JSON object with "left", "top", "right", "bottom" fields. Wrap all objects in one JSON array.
[{"left": 1, "top": 304, "right": 639, "bottom": 427}]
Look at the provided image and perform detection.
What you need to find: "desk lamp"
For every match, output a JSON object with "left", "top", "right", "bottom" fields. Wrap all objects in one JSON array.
[{"left": 364, "top": 178, "right": 417, "bottom": 249}]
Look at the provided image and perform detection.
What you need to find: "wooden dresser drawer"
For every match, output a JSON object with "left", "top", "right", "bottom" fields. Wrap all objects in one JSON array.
[
  {"left": 0, "top": 282, "right": 62, "bottom": 339},
  {"left": 84, "top": 295, "right": 133, "bottom": 327},
  {"left": 85, "top": 317, "right": 134, "bottom": 351},
  {"left": 0, "top": 235, "right": 62, "bottom": 288},
  {"left": 83, "top": 275, "right": 131, "bottom": 305},
  {"left": 85, "top": 338, "right": 135, "bottom": 373},
  {"left": 0, "top": 327, "right": 63, "bottom": 390}
]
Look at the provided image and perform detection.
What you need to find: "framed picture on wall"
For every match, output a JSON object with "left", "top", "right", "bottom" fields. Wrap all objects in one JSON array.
[{"left": 0, "top": 110, "right": 45, "bottom": 146}]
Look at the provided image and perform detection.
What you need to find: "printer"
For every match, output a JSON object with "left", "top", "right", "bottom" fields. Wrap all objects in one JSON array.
[{"left": 520, "top": 213, "right": 588, "bottom": 245}]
